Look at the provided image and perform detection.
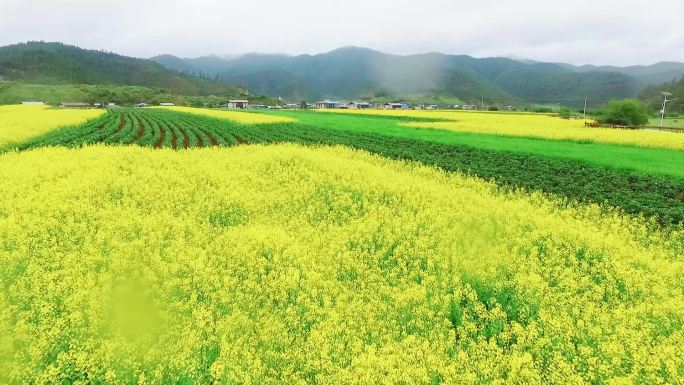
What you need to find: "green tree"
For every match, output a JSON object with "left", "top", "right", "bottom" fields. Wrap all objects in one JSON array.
[
  {"left": 558, "top": 107, "right": 573, "bottom": 119},
  {"left": 599, "top": 99, "right": 649, "bottom": 126}
]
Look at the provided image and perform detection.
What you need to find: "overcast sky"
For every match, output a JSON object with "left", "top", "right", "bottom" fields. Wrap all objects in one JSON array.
[{"left": 1, "top": 0, "right": 682, "bottom": 66}]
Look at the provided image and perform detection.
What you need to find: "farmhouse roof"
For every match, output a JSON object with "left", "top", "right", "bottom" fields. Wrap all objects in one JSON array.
[{"left": 59, "top": 102, "right": 90, "bottom": 107}]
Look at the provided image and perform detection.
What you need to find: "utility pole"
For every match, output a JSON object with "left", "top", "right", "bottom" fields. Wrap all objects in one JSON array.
[
  {"left": 660, "top": 92, "right": 677, "bottom": 127},
  {"left": 481, "top": 95, "right": 484, "bottom": 110},
  {"left": 583, "top": 96, "right": 587, "bottom": 119}
]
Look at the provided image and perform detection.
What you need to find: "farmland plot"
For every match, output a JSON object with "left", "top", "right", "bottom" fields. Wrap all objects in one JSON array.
[
  {"left": 0, "top": 144, "right": 682, "bottom": 384},
  {"left": 0, "top": 104, "right": 104, "bottom": 148}
]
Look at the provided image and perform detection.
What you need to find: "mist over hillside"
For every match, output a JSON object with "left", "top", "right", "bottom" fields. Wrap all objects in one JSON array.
[
  {"left": 1, "top": 41, "right": 682, "bottom": 108},
  {"left": 152, "top": 47, "right": 684, "bottom": 107}
]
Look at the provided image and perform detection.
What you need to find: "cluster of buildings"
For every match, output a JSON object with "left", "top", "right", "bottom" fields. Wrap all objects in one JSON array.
[
  {"left": 224, "top": 99, "right": 414, "bottom": 110},
  {"left": 20, "top": 101, "right": 176, "bottom": 108},
  {"left": 223, "top": 99, "right": 522, "bottom": 111},
  {"left": 22, "top": 99, "right": 522, "bottom": 111},
  {"left": 455, "top": 104, "right": 518, "bottom": 111}
]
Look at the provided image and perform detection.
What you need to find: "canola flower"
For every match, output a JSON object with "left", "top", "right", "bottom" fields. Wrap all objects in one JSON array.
[
  {"left": 0, "top": 144, "right": 682, "bottom": 384},
  {"left": 156, "top": 106, "right": 296, "bottom": 124},
  {"left": 0, "top": 104, "right": 105, "bottom": 147},
  {"left": 318, "top": 109, "right": 684, "bottom": 150}
]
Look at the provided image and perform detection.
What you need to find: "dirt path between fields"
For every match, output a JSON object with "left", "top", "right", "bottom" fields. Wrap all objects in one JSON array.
[
  {"left": 195, "top": 131, "right": 204, "bottom": 148},
  {"left": 129, "top": 121, "right": 145, "bottom": 144},
  {"left": 154, "top": 127, "right": 166, "bottom": 148},
  {"left": 170, "top": 126, "right": 178, "bottom": 149},
  {"left": 178, "top": 127, "right": 190, "bottom": 149},
  {"left": 203, "top": 130, "right": 219, "bottom": 146},
  {"left": 117, "top": 115, "right": 126, "bottom": 133}
]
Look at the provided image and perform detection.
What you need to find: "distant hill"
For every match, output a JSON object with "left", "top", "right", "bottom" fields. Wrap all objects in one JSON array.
[
  {"left": 153, "top": 47, "right": 657, "bottom": 107},
  {"left": 640, "top": 76, "right": 684, "bottom": 114},
  {"left": 561, "top": 62, "right": 684, "bottom": 86},
  {"left": 0, "top": 42, "right": 246, "bottom": 97}
]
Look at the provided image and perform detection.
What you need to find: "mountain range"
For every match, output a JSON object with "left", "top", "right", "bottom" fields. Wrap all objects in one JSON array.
[
  {"left": 1, "top": 42, "right": 682, "bottom": 108},
  {"left": 152, "top": 47, "right": 684, "bottom": 107},
  {"left": 0, "top": 42, "right": 245, "bottom": 97}
]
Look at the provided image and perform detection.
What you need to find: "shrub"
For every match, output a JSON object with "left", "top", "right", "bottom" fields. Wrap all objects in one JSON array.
[
  {"left": 558, "top": 107, "right": 574, "bottom": 119},
  {"left": 599, "top": 99, "right": 649, "bottom": 126}
]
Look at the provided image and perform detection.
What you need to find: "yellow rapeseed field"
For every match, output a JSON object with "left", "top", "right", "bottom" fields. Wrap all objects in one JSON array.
[
  {"left": 157, "top": 106, "right": 296, "bottom": 124},
  {"left": 0, "top": 144, "right": 682, "bottom": 384},
  {"left": 318, "top": 109, "right": 684, "bottom": 150},
  {"left": 0, "top": 104, "right": 105, "bottom": 147}
]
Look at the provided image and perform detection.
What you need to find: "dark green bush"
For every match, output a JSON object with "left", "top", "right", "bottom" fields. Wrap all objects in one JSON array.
[{"left": 599, "top": 99, "right": 649, "bottom": 126}]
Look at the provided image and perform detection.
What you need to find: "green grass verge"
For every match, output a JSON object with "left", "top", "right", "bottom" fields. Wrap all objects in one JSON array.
[{"left": 648, "top": 117, "right": 684, "bottom": 129}]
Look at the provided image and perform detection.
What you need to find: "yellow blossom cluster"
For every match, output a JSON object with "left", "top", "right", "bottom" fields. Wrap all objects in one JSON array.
[
  {"left": 156, "top": 106, "right": 296, "bottom": 124},
  {"left": 317, "top": 109, "right": 684, "bottom": 150},
  {"left": 0, "top": 104, "right": 105, "bottom": 147},
  {"left": 0, "top": 144, "right": 682, "bottom": 384}
]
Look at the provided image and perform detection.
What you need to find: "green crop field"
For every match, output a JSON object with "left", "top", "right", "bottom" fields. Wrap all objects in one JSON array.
[
  {"left": 266, "top": 110, "right": 684, "bottom": 179},
  {"left": 2, "top": 105, "right": 683, "bottom": 384}
]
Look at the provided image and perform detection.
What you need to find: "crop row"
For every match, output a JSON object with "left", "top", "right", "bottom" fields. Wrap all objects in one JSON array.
[
  {"left": 14, "top": 108, "right": 684, "bottom": 226},
  {"left": 15, "top": 109, "right": 242, "bottom": 150}
]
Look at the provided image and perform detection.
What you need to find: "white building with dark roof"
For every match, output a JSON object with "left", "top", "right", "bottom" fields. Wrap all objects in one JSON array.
[
  {"left": 348, "top": 102, "right": 371, "bottom": 109},
  {"left": 227, "top": 100, "right": 249, "bottom": 109},
  {"left": 315, "top": 100, "right": 341, "bottom": 109}
]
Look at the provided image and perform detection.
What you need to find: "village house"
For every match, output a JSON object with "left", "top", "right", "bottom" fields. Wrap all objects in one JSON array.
[
  {"left": 21, "top": 101, "right": 46, "bottom": 105},
  {"left": 284, "top": 103, "right": 300, "bottom": 109},
  {"left": 380, "top": 103, "right": 408, "bottom": 110},
  {"left": 227, "top": 99, "right": 249, "bottom": 109},
  {"left": 347, "top": 102, "right": 371, "bottom": 109},
  {"left": 315, "top": 100, "right": 341, "bottom": 109},
  {"left": 159, "top": 102, "right": 175, "bottom": 106},
  {"left": 59, "top": 102, "right": 90, "bottom": 108}
]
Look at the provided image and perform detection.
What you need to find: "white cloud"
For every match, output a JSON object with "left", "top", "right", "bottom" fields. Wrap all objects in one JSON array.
[{"left": 0, "top": 0, "right": 682, "bottom": 65}]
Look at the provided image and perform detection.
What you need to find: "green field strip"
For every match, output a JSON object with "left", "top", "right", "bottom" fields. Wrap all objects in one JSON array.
[
  {"left": 261, "top": 123, "right": 684, "bottom": 226},
  {"left": 22, "top": 113, "right": 113, "bottom": 149},
  {"left": 269, "top": 111, "right": 684, "bottom": 179},
  {"left": 64, "top": 112, "right": 118, "bottom": 146},
  {"left": 10, "top": 108, "right": 684, "bottom": 225}
]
